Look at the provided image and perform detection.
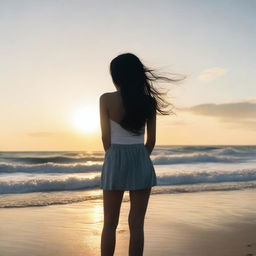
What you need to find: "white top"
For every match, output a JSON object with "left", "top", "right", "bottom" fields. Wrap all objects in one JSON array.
[{"left": 110, "top": 119, "right": 145, "bottom": 144}]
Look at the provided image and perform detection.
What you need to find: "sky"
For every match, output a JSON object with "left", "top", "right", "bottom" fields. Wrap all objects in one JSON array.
[{"left": 0, "top": 0, "right": 255, "bottom": 151}]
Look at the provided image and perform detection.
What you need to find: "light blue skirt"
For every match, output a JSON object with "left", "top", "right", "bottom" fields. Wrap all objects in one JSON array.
[{"left": 100, "top": 143, "right": 157, "bottom": 191}]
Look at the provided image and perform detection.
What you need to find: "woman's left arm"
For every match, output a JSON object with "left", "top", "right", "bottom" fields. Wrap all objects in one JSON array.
[{"left": 99, "top": 93, "right": 111, "bottom": 152}]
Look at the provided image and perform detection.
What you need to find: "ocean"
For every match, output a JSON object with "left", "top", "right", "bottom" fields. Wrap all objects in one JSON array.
[{"left": 0, "top": 145, "right": 256, "bottom": 208}]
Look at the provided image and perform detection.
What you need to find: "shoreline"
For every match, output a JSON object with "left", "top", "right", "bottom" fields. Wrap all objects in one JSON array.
[{"left": 0, "top": 188, "right": 256, "bottom": 255}]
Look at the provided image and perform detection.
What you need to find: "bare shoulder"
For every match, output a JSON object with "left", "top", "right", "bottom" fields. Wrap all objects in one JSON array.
[
  {"left": 100, "top": 92, "right": 109, "bottom": 100},
  {"left": 99, "top": 92, "right": 110, "bottom": 105},
  {"left": 100, "top": 91, "right": 120, "bottom": 103}
]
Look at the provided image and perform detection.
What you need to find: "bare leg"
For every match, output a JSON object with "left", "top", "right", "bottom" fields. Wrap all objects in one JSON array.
[
  {"left": 128, "top": 187, "right": 152, "bottom": 256},
  {"left": 101, "top": 190, "right": 125, "bottom": 256}
]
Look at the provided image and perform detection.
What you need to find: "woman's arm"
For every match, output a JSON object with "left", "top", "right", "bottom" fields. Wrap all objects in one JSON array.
[
  {"left": 99, "top": 93, "right": 111, "bottom": 152},
  {"left": 145, "top": 111, "right": 156, "bottom": 155}
]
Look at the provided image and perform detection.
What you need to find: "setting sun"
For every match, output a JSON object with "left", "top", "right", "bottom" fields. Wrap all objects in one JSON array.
[{"left": 71, "top": 106, "right": 99, "bottom": 133}]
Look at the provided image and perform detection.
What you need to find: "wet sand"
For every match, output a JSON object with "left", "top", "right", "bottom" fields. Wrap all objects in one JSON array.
[{"left": 0, "top": 188, "right": 256, "bottom": 256}]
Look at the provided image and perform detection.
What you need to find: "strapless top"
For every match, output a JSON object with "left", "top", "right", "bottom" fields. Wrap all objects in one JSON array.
[{"left": 110, "top": 119, "right": 145, "bottom": 144}]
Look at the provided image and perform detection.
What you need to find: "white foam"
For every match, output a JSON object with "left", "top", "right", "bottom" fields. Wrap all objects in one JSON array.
[{"left": 1, "top": 168, "right": 256, "bottom": 194}]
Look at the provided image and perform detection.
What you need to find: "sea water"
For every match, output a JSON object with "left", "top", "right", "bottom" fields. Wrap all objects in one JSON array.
[{"left": 0, "top": 145, "right": 256, "bottom": 208}]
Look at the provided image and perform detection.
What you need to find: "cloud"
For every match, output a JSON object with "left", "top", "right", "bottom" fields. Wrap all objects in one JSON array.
[
  {"left": 198, "top": 67, "right": 229, "bottom": 81},
  {"left": 27, "top": 132, "right": 55, "bottom": 137},
  {"left": 179, "top": 99, "right": 256, "bottom": 130},
  {"left": 181, "top": 101, "right": 256, "bottom": 119}
]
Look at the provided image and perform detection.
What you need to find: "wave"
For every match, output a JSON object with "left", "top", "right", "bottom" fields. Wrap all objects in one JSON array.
[
  {"left": 0, "top": 175, "right": 101, "bottom": 194},
  {"left": 152, "top": 153, "right": 243, "bottom": 165},
  {"left": 0, "top": 154, "right": 241, "bottom": 174},
  {"left": 1, "top": 156, "right": 103, "bottom": 164},
  {"left": 1, "top": 146, "right": 256, "bottom": 169},
  {"left": 154, "top": 146, "right": 256, "bottom": 159},
  {"left": 216, "top": 147, "right": 256, "bottom": 157},
  {"left": 157, "top": 168, "right": 256, "bottom": 185},
  {"left": 0, "top": 162, "right": 102, "bottom": 173},
  {"left": 1, "top": 168, "right": 256, "bottom": 194},
  {"left": 0, "top": 154, "right": 250, "bottom": 174},
  {"left": 1, "top": 181, "right": 256, "bottom": 208},
  {"left": 155, "top": 145, "right": 256, "bottom": 154},
  {"left": 170, "top": 146, "right": 221, "bottom": 152}
]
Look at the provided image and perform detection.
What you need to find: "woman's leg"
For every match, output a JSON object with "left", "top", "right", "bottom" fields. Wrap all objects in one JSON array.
[
  {"left": 101, "top": 190, "right": 125, "bottom": 256},
  {"left": 128, "top": 187, "right": 152, "bottom": 256}
]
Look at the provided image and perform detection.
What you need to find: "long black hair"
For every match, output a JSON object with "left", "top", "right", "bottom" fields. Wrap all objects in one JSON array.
[{"left": 110, "top": 53, "right": 186, "bottom": 135}]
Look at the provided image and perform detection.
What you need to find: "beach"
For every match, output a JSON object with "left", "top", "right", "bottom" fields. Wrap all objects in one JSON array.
[
  {"left": 1, "top": 0, "right": 255, "bottom": 254},
  {"left": 1, "top": 188, "right": 256, "bottom": 256}
]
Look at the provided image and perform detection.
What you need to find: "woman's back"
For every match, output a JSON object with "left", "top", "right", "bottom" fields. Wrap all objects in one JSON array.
[
  {"left": 106, "top": 90, "right": 126, "bottom": 123},
  {"left": 106, "top": 91, "right": 145, "bottom": 144},
  {"left": 109, "top": 119, "right": 145, "bottom": 144}
]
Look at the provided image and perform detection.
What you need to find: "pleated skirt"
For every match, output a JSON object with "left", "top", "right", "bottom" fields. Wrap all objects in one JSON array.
[{"left": 100, "top": 143, "right": 157, "bottom": 191}]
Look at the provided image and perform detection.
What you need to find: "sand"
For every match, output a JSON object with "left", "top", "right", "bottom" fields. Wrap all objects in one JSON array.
[{"left": 0, "top": 188, "right": 256, "bottom": 256}]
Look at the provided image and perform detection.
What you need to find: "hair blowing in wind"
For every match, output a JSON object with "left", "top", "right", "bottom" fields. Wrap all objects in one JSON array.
[{"left": 110, "top": 53, "right": 186, "bottom": 135}]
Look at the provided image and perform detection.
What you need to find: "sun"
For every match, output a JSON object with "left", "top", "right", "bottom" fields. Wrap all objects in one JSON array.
[{"left": 71, "top": 106, "right": 99, "bottom": 133}]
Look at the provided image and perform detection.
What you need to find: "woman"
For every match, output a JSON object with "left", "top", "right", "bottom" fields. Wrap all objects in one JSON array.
[{"left": 99, "top": 53, "right": 184, "bottom": 256}]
